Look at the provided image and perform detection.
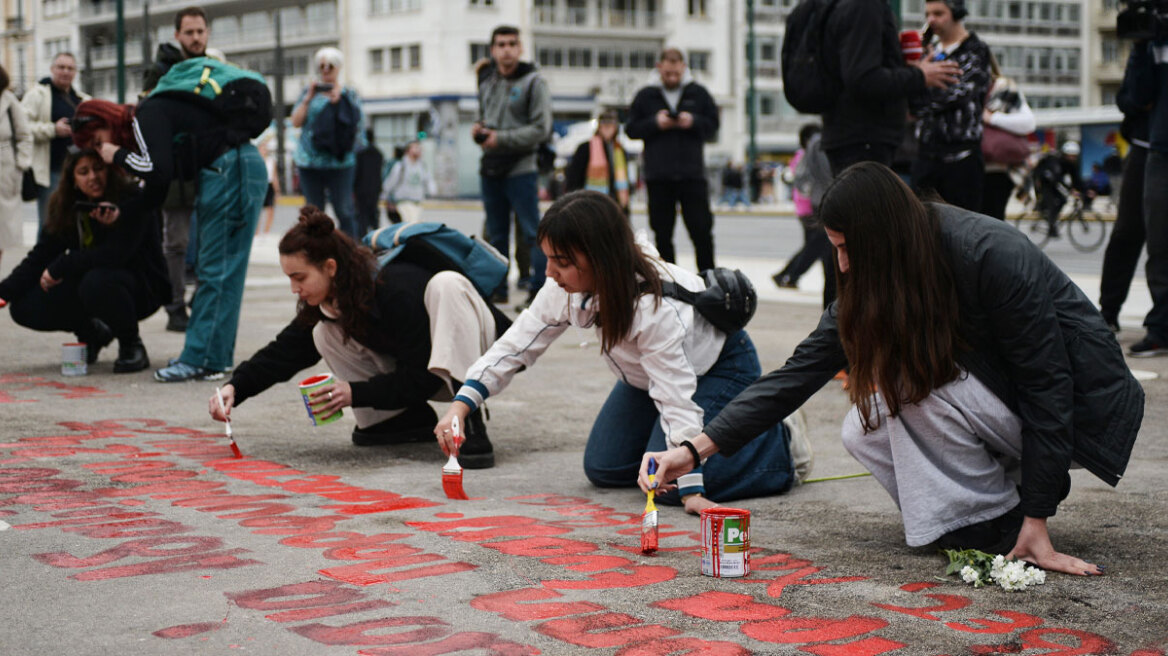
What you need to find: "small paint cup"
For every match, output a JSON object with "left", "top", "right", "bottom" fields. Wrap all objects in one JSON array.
[
  {"left": 62, "top": 343, "right": 88, "bottom": 376},
  {"left": 299, "top": 373, "right": 343, "bottom": 425},
  {"left": 700, "top": 507, "right": 751, "bottom": 578}
]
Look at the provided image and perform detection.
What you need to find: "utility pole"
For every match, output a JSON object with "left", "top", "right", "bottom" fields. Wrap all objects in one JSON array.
[
  {"left": 746, "top": 0, "right": 758, "bottom": 173},
  {"left": 115, "top": 0, "right": 126, "bottom": 102},
  {"left": 142, "top": 1, "right": 152, "bottom": 73},
  {"left": 274, "top": 11, "right": 287, "bottom": 191}
]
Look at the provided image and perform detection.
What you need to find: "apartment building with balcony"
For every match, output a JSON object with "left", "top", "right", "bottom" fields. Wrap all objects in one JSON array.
[
  {"left": 1, "top": 0, "right": 37, "bottom": 95},
  {"left": 1091, "top": 0, "right": 1129, "bottom": 106}
]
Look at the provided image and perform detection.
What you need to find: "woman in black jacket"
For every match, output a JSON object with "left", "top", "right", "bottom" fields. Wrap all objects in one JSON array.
[
  {"left": 208, "top": 207, "right": 507, "bottom": 467},
  {"left": 641, "top": 162, "right": 1142, "bottom": 577},
  {"left": 0, "top": 148, "right": 166, "bottom": 372}
]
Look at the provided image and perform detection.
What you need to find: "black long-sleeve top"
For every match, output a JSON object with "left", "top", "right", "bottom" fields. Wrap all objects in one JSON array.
[
  {"left": 0, "top": 191, "right": 168, "bottom": 304},
  {"left": 227, "top": 261, "right": 445, "bottom": 410},
  {"left": 111, "top": 96, "right": 231, "bottom": 208},
  {"left": 820, "top": 0, "right": 927, "bottom": 151},
  {"left": 625, "top": 81, "right": 719, "bottom": 182}
]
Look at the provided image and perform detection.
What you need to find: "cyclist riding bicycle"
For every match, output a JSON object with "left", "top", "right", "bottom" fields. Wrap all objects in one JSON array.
[{"left": 1030, "top": 141, "right": 1085, "bottom": 238}]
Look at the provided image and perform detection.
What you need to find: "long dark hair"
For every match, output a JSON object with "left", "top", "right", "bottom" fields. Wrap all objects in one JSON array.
[
  {"left": 818, "top": 162, "right": 964, "bottom": 431},
  {"left": 537, "top": 190, "right": 662, "bottom": 352},
  {"left": 278, "top": 206, "right": 378, "bottom": 342},
  {"left": 45, "top": 149, "right": 135, "bottom": 238}
]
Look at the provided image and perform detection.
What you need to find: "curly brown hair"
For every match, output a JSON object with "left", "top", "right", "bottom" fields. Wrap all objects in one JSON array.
[
  {"left": 278, "top": 206, "right": 378, "bottom": 343},
  {"left": 45, "top": 149, "right": 136, "bottom": 238}
]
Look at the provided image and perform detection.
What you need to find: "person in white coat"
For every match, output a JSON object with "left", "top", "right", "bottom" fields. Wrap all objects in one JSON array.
[
  {"left": 0, "top": 64, "right": 33, "bottom": 267},
  {"left": 21, "top": 52, "right": 89, "bottom": 231},
  {"left": 434, "top": 190, "right": 809, "bottom": 513}
]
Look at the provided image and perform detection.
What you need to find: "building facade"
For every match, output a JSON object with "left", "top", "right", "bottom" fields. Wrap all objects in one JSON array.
[{"left": 2, "top": 0, "right": 1114, "bottom": 196}]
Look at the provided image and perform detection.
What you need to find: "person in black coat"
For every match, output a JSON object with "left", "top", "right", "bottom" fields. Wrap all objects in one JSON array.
[
  {"left": 0, "top": 148, "right": 167, "bottom": 371},
  {"left": 641, "top": 163, "right": 1142, "bottom": 578},
  {"left": 352, "top": 128, "right": 384, "bottom": 237},
  {"left": 208, "top": 207, "right": 510, "bottom": 468},
  {"left": 625, "top": 48, "right": 719, "bottom": 271}
]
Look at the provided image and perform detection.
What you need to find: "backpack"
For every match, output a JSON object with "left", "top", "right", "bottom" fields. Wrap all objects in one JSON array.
[
  {"left": 148, "top": 57, "right": 273, "bottom": 144},
  {"left": 311, "top": 93, "right": 359, "bottom": 160},
  {"left": 660, "top": 268, "right": 759, "bottom": 334},
  {"left": 362, "top": 222, "right": 508, "bottom": 300},
  {"left": 782, "top": 0, "right": 843, "bottom": 115}
]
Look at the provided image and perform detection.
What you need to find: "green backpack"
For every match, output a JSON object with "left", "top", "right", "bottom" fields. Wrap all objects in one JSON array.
[{"left": 148, "top": 57, "right": 273, "bottom": 144}]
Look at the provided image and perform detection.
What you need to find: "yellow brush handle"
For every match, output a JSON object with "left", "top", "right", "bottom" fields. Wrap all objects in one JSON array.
[{"left": 645, "top": 473, "right": 657, "bottom": 512}]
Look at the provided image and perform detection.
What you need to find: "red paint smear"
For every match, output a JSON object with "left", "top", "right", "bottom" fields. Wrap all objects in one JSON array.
[
  {"left": 433, "top": 513, "right": 464, "bottom": 519},
  {"left": 124, "top": 453, "right": 167, "bottom": 458},
  {"left": 229, "top": 442, "right": 243, "bottom": 459},
  {"left": 901, "top": 582, "right": 939, "bottom": 592},
  {"left": 153, "top": 622, "right": 223, "bottom": 639},
  {"left": 119, "top": 499, "right": 145, "bottom": 506},
  {"left": 0, "top": 510, "right": 16, "bottom": 516},
  {"left": 201, "top": 576, "right": 213, "bottom": 579}
]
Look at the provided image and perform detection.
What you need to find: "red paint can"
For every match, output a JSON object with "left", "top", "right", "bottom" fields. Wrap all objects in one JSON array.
[{"left": 700, "top": 507, "right": 750, "bottom": 577}]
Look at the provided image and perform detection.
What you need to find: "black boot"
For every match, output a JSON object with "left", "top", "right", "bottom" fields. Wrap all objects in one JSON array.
[
  {"left": 351, "top": 404, "right": 438, "bottom": 446},
  {"left": 113, "top": 336, "right": 150, "bottom": 373},
  {"left": 936, "top": 504, "right": 1024, "bottom": 555},
  {"left": 166, "top": 306, "right": 188, "bottom": 333},
  {"left": 78, "top": 318, "right": 114, "bottom": 365},
  {"left": 458, "top": 408, "right": 494, "bottom": 469}
]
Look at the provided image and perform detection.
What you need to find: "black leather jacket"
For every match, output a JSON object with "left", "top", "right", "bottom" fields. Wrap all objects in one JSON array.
[{"left": 705, "top": 205, "right": 1143, "bottom": 519}]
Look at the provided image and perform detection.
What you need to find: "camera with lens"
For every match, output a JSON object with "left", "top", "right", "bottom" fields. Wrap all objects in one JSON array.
[
  {"left": 1117, "top": 0, "right": 1168, "bottom": 40},
  {"left": 473, "top": 123, "right": 493, "bottom": 144}
]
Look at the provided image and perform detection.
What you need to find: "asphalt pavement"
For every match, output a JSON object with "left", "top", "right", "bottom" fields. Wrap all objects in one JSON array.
[{"left": 1, "top": 201, "right": 1166, "bottom": 655}]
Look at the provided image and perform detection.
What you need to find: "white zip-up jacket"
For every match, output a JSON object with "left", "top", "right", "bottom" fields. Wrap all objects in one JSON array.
[{"left": 455, "top": 245, "right": 726, "bottom": 456}]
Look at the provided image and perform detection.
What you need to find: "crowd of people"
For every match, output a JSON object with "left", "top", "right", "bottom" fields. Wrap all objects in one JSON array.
[{"left": 0, "top": 3, "right": 1159, "bottom": 581}]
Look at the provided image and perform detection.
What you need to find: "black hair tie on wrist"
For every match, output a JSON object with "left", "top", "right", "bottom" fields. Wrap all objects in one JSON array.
[{"left": 680, "top": 440, "right": 701, "bottom": 469}]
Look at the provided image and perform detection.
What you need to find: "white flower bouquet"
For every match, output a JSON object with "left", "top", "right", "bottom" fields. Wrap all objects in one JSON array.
[{"left": 944, "top": 548, "right": 1046, "bottom": 591}]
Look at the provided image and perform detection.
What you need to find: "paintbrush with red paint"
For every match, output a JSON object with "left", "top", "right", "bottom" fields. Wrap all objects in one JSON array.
[
  {"left": 216, "top": 386, "right": 243, "bottom": 459},
  {"left": 441, "top": 415, "right": 469, "bottom": 500},
  {"left": 641, "top": 458, "right": 659, "bottom": 554}
]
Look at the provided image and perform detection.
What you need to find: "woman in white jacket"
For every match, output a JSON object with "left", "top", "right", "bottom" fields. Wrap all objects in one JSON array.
[
  {"left": 435, "top": 190, "right": 802, "bottom": 513},
  {"left": 0, "top": 64, "right": 33, "bottom": 267}
]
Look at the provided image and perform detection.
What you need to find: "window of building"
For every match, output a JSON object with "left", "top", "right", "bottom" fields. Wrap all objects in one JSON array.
[
  {"left": 1102, "top": 38, "right": 1120, "bottom": 64},
  {"left": 538, "top": 47, "right": 564, "bottom": 68},
  {"left": 688, "top": 50, "right": 710, "bottom": 73},
  {"left": 285, "top": 54, "right": 310, "bottom": 77},
  {"left": 469, "top": 0, "right": 494, "bottom": 6},
  {"left": 371, "top": 0, "right": 421, "bottom": 15},
  {"left": 44, "top": 37, "right": 70, "bottom": 60},
  {"left": 369, "top": 49, "right": 385, "bottom": 73},
  {"left": 629, "top": 50, "right": 657, "bottom": 69},
  {"left": 568, "top": 47, "right": 592, "bottom": 68},
  {"left": 390, "top": 46, "right": 403, "bottom": 71},
  {"left": 43, "top": 0, "right": 69, "bottom": 18},
  {"left": 1007, "top": 1, "right": 1021, "bottom": 18},
  {"left": 758, "top": 92, "right": 777, "bottom": 116},
  {"left": 408, "top": 44, "right": 421, "bottom": 70},
  {"left": 598, "top": 50, "right": 625, "bottom": 69},
  {"left": 241, "top": 11, "right": 272, "bottom": 42},
  {"left": 470, "top": 42, "right": 490, "bottom": 66},
  {"left": 688, "top": 0, "right": 707, "bottom": 17},
  {"left": 1068, "top": 3, "right": 1080, "bottom": 20},
  {"left": 534, "top": 0, "right": 555, "bottom": 23},
  {"left": 306, "top": 2, "right": 335, "bottom": 26},
  {"left": 758, "top": 37, "right": 778, "bottom": 62}
]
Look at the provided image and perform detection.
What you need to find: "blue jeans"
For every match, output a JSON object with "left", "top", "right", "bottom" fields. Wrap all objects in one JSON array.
[
  {"left": 299, "top": 165, "right": 359, "bottom": 239},
  {"left": 481, "top": 171, "right": 546, "bottom": 295},
  {"left": 721, "top": 188, "right": 750, "bottom": 208},
  {"left": 583, "top": 330, "right": 794, "bottom": 504},
  {"left": 180, "top": 145, "right": 267, "bottom": 371}
]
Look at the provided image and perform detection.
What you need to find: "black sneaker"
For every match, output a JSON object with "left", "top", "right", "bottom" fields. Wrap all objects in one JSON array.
[
  {"left": 166, "top": 307, "right": 188, "bottom": 333},
  {"left": 458, "top": 409, "right": 495, "bottom": 469},
  {"left": 1129, "top": 335, "right": 1168, "bottom": 358},
  {"left": 351, "top": 404, "right": 438, "bottom": 446},
  {"left": 79, "top": 318, "right": 114, "bottom": 365},
  {"left": 772, "top": 272, "right": 798, "bottom": 289},
  {"left": 113, "top": 337, "right": 150, "bottom": 373}
]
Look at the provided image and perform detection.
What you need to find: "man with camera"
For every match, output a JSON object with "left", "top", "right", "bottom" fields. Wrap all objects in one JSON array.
[
  {"left": 1122, "top": 15, "right": 1168, "bottom": 357},
  {"left": 474, "top": 25, "right": 552, "bottom": 308},
  {"left": 626, "top": 48, "right": 720, "bottom": 273}
]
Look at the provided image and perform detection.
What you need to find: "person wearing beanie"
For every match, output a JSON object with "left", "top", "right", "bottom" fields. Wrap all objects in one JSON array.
[{"left": 910, "top": 0, "right": 992, "bottom": 211}]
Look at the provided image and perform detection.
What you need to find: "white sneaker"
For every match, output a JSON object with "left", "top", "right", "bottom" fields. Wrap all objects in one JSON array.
[{"left": 783, "top": 408, "right": 813, "bottom": 485}]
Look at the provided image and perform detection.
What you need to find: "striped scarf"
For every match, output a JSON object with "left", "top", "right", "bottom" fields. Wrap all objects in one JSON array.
[{"left": 585, "top": 135, "right": 629, "bottom": 208}]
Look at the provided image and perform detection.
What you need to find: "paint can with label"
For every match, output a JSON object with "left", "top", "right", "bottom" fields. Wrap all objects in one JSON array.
[
  {"left": 298, "top": 373, "right": 343, "bottom": 425},
  {"left": 62, "top": 342, "right": 87, "bottom": 376},
  {"left": 700, "top": 507, "right": 750, "bottom": 577}
]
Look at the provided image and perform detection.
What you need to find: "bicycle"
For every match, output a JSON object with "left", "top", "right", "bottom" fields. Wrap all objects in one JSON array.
[{"left": 1012, "top": 192, "right": 1108, "bottom": 253}]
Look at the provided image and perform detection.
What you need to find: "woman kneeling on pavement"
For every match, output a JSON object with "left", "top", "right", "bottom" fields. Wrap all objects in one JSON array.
[
  {"left": 435, "top": 190, "right": 809, "bottom": 513},
  {"left": 0, "top": 148, "right": 167, "bottom": 372},
  {"left": 641, "top": 162, "right": 1142, "bottom": 575},
  {"left": 209, "top": 207, "right": 509, "bottom": 467}
]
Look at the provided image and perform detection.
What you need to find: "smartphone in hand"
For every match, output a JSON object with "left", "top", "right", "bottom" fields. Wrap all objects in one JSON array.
[
  {"left": 314, "top": 83, "right": 335, "bottom": 93},
  {"left": 75, "top": 201, "right": 101, "bottom": 213}
]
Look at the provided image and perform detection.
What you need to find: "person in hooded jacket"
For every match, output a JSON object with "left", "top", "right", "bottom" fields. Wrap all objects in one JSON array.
[
  {"left": 641, "top": 162, "right": 1142, "bottom": 578},
  {"left": 625, "top": 48, "right": 719, "bottom": 272}
]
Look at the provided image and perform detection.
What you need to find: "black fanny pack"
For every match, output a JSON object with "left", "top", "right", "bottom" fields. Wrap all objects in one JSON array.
[{"left": 655, "top": 268, "right": 759, "bottom": 334}]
